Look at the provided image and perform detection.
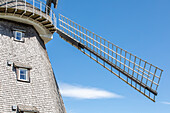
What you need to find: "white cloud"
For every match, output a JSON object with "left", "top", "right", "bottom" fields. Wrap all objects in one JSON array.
[
  {"left": 59, "top": 83, "right": 123, "bottom": 99},
  {"left": 161, "top": 101, "right": 170, "bottom": 105}
]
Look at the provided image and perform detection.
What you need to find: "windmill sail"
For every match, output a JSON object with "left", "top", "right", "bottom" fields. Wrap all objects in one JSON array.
[{"left": 57, "top": 14, "right": 163, "bottom": 102}]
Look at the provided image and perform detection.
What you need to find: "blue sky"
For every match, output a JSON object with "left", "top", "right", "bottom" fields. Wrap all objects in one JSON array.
[{"left": 46, "top": 0, "right": 170, "bottom": 113}]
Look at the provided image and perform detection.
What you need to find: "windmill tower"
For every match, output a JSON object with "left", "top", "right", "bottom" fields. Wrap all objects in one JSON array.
[
  {"left": 0, "top": 0, "right": 164, "bottom": 112},
  {"left": 0, "top": 0, "right": 66, "bottom": 112}
]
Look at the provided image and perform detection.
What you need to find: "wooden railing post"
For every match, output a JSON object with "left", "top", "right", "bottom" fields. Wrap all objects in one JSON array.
[{"left": 16, "top": 0, "right": 18, "bottom": 11}]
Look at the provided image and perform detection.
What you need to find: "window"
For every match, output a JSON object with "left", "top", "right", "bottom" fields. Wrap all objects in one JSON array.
[
  {"left": 14, "top": 62, "right": 32, "bottom": 83},
  {"left": 18, "top": 68, "right": 28, "bottom": 81},
  {"left": 12, "top": 28, "right": 26, "bottom": 42},
  {"left": 17, "top": 67, "right": 30, "bottom": 82},
  {"left": 15, "top": 31, "right": 23, "bottom": 41}
]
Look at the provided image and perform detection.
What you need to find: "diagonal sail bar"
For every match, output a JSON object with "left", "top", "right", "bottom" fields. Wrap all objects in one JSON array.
[{"left": 57, "top": 14, "right": 163, "bottom": 102}]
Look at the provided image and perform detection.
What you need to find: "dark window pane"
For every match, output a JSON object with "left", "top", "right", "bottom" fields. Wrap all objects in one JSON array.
[
  {"left": 19, "top": 69, "right": 27, "bottom": 80},
  {"left": 20, "top": 69, "right": 26, "bottom": 74},
  {"left": 20, "top": 74, "right": 26, "bottom": 80},
  {"left": 16, "top": 32, "right": 22, "bottom": 40},
  {"left": 16, "top": 36, "right": 21, "bottom": 40}
]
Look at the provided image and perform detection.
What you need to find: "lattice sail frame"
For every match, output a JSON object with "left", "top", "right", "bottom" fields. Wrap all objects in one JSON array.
[{"left": 57, "top": 14, "right": 163, "bottom": 102}]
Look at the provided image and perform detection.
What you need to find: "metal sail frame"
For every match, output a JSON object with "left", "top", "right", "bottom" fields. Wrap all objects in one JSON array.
[{"left": 57, "top": 14, "right": 163, "bottom": 102}]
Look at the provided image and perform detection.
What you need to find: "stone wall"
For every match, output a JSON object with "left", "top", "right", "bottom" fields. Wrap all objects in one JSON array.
[{"left": 0, "top": 19, "right": 66, "bottom": 113}]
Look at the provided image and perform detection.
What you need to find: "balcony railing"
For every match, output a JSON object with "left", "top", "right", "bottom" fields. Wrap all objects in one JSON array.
[{"left": 0, "top": 0, "right": 56, "bottom": 27}]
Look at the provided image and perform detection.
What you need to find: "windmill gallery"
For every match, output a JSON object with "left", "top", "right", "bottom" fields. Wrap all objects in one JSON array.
[{"left": 0, "top": 0, "right": 163, "bottom": 112}]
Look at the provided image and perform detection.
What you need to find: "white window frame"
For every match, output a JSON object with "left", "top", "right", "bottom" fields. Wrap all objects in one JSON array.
[
  {"left": 18, "top": 68, "right": 28, "bottom": 82},
  {"left": 15, "top": 31, "right": 23, "bottom": 41}
]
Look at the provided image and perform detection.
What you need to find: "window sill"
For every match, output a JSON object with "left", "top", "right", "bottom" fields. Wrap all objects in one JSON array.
[
  {"left": 13, "top": 38, "right": 25, "bottom": 43},
  {"left": 17, "top": 79, "right": 30, "bottom": 83}
]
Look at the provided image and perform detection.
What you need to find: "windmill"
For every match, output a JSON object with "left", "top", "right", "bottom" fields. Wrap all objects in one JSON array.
[{"left": 0, "top": 0, "right": 163, "bottom": 112}]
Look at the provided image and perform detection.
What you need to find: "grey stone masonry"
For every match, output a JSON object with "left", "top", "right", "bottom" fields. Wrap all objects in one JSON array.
[{"left": 0, "top": 19, "right": 66, "bottom": 113}]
